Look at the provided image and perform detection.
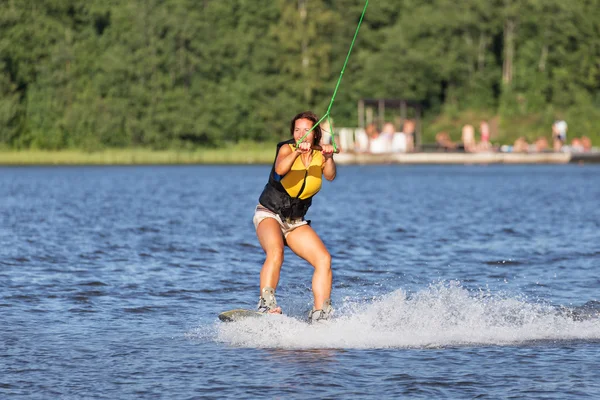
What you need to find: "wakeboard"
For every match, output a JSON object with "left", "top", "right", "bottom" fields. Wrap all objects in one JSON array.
[{"left": 218, "top": 309, "right": 264, "bottom": 322}]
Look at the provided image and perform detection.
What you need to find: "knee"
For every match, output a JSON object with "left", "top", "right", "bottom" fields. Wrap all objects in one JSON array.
[
  {"left": 266, "top": 248, "right": 284, "bottom": 266},
  {"left": 315, "top": 252, "right": 332, "bottom": 271}
]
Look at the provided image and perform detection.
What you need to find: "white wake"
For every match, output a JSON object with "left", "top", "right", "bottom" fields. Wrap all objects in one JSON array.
[{"left": 210, "top": 282, "right": 600, "bottom": 349}]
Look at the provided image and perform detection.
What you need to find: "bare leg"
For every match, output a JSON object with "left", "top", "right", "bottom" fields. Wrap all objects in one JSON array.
[
  {"left": 285, "top": 225, "right": 332, "bottom": 309},
  {"left": 553, "top": 138, "right": 563, "bottom": 152},
  {"left": 256, "top": 218, "right": 284, "bottom": 313}
]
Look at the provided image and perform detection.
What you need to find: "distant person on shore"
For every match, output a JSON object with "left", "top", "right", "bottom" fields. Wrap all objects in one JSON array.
[
  {"left": 435, "top": 131, "right": 457, "bottom": 151},
  {"left": 513, "top": 137, "right": 529, "bottom": 153},
  {"left": 461, "top": 124, "right": 477, "bottom": 152},
  {"left": 320, "top": 119, "right": 333, "bottom": 146},
  {"left": 354, "top": 128, "right": 369, "bottom": 152},
  {"left": 570, "top": 137, "right": 584, "bottom": 152},
  {"left": 367, "top": 123, "right": 389, "bottom": 153},
  {"left": 385, "top": 122, "right": 407, "bottom": 153},
  {"left": 581, "top": 136, "right": 592, "bottom": 152},
  {"left": 254, "top": 110, "right": 336, "bottom": 323},
  {"left": 534, "top": 136, "right": 550, "bottom": 152},
  {"left": 478, "top": 120, "right": 492, "bottom": 151},
  {"left": 403, "top": 120, "right": 416, "bottom": 152},
  {"left": 381, "top": 122, "right": 395, "bottom": 140},
  {"left": 552, "top": 119, "right": 568, "bottom": 152}
]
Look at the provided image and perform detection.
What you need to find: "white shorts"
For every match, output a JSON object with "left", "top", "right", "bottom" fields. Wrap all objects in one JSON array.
[{"left": 253, "top": 204, "right": 308, "bottom": 238}]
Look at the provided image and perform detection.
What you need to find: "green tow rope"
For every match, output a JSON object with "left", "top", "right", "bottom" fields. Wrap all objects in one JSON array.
[{"left": 297, "top": 0, "right": 369, "bottom": 152}]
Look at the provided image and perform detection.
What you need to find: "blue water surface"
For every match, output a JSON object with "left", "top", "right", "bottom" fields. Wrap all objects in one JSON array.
[{"left": 1, "top": 164, "right": 599, "bottom": 399}]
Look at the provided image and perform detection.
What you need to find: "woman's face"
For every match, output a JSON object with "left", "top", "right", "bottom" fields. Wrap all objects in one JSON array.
[{"left": 293, "top": 118, "right": 315, "bottom": 144}]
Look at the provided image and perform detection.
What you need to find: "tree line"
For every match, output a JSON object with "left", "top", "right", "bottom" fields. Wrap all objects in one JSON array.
[{"left": 1, "top": 0, "right": 599, "bottom": 150}]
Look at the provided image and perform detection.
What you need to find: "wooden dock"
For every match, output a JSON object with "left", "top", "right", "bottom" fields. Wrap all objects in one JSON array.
[{"left": 333, "top": 151, "right": 600, "bottom": 165}]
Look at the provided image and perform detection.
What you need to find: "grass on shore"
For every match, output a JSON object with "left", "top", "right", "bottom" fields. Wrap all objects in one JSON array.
[{"left": 0, "top": 142, "right": 278, "bottom": 165}]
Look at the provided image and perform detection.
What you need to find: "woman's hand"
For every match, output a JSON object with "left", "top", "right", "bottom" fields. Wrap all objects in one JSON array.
[
  {"left": 295, "top": 141, "right": 312, "bottom": 154},
  {"left": 321, "top": 144, "right": 335, "bottom": 159},
  {"left": 321, "top": 144, "right": 336, "bottom": 180}
]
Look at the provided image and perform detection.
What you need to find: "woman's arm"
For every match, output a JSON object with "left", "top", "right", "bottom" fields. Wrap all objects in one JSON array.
[
  {"left": 321, "top": 145, "right": 336, "bottom": 181},
  {"left": 274, "top": 142, "right": 310, "bottom": 176}
]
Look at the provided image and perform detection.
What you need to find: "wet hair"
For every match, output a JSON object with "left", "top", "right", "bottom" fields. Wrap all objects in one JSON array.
[{"left": 290, "top": 111, "right": 322, "bottom": 146}]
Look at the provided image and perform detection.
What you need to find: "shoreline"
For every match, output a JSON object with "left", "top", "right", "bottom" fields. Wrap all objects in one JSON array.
[
  {"left": 0, "top": 149, "right": 598, "bottom": 166},
  {"left": 333, "top": 151, "right": 595, "bottom": 165},
  {"left": 0, "top": 148, "right": 274, "bottom": 166}
]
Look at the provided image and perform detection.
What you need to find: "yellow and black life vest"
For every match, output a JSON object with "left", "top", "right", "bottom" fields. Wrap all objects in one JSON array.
[{"left": 258, "top": 139, "right": 324, "bottom": 220}]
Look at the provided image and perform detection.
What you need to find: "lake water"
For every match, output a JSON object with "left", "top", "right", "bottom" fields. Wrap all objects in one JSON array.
[{"left": 1, "top": 164, "right": 600, "bottom": 399}]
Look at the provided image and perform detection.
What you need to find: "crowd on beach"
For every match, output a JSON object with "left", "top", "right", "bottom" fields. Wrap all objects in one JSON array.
[
  {"left": 436, "top": 119, "right": 594, "bottom": 154},
  {"left": 339, "top": 119, "right": 595, "bottom": 154},
  {"left": 342, "top": 119, "right": 418, "bottom": 154}
]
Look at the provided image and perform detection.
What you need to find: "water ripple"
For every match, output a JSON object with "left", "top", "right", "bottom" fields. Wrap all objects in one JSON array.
[{"left": 1, "top": 164, "right": 600, "bottom": 399}]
